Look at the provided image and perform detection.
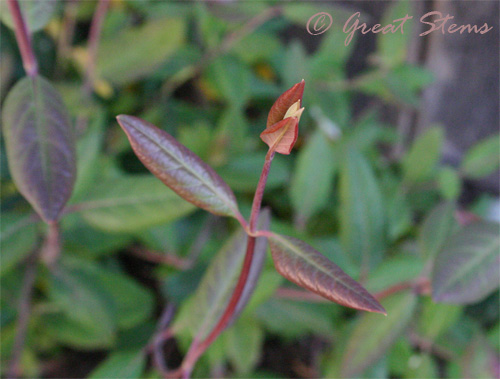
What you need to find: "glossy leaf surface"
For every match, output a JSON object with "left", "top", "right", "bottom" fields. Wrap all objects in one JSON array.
[
  {"left": 2, "top": 76, "right": 76, "bottom": 222},
  {"left": 268, "top": 233, "right": 386, "bottom": 314},
  {"left": 173, "top": 211, "right": 270, "bottom": 339},
  {"left": 341, "top": 291, "right": 417, "bottom": 377},
  {"left": 432, "top": 220, "right": 500, "bottom": 303},
  {"left": 117, "top": 115, "right": 240, "bottom": 217},
  {"left": 80, "top": 176, "right": 195, "bottom": 232}
]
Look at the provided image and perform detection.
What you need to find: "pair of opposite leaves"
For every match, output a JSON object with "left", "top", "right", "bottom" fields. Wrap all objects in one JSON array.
[{"left": 117, "top": 80, "right": 386, "bottom": 315}]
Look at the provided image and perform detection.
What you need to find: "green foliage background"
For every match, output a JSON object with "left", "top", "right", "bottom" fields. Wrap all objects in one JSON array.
[{"left": 1, "top": 1, "right": 499, "bottom": 378}]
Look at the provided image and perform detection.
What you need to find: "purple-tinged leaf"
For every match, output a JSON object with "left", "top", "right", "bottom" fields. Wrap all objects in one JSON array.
[
  {"left": 116, "top": 115, "right": 239, "bottom": 218},
  {"left": 172, "top": 210, "right": 270, "bottom": 340},
  {"left": 432, "top": 220, "right": 500, "bottom": 304},
  {"left": 341, "top": 291, "right": 417, "bottom": 377},
  {"left": 267, "top": 233, "right": 386, "bottom": 314},
  {"left": 2, "top": 76, "right": 76, "bottom": 222}
]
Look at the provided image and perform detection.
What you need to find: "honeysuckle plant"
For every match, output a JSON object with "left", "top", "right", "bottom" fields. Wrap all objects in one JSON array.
[
  {"left": 4, "top": 2, "right": 497, "bottom": 378},
  {"left": 116, "top": 80, "right": 385, "bottom": 377}
]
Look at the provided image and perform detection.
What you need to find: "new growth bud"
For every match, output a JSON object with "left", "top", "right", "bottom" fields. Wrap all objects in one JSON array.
[{"left": 260, "top": 80, "right": 305, "bottom": 155}]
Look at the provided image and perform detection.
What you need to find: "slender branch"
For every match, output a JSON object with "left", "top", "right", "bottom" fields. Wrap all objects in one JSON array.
[
  {"left": 7, "top": 253, "right": 38, "bottom": 379},
  {"left": 6, "top": 0, "right": 38, "bottom": 77},
  {"left": 83, "top": 0, "right": 109, "bottom": 97},
  {"left": 180, "top": 151, "right": 276, "bottom": 377},
  {"left": 149, "top": 304, "right": 176, "bottom": 379},
  {"left": 129, "top": 246, "right": 191, "bottom": 270}
]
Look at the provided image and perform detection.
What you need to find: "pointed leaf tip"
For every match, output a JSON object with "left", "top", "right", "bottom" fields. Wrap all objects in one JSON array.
[
  {"left": 268, "top": 233, "right": 386, "bottom": 314},
  {"left": 116, "top": 114, "right": 240, "bottom": 218},
  {"left": 266, "top": 80, "right": 305, "bottom": 128}
]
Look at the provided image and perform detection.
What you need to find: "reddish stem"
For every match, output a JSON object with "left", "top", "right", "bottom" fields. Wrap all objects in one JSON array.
[
  {"left": 40, "top": 222, "right": 61, "bottom": 267},
  {"left": 7, "top": 253, "right": 38, "bottom": 379},
  {"left": 6, "top": 0, "right": 38, "bottom": 77},
  {"left": 180, "top": 151, "right": 275, "bottom": 377}
]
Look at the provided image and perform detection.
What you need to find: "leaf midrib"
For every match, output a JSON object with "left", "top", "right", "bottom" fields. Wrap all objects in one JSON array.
[
  {"left": 440, "top": 234, "right": 500, "bottom": 292},
  {"left": 273, "top": 234, "right": 373, "bottom": 303},
  {"left": 134, "top": 123, "right": 236, "bottom": 215}
]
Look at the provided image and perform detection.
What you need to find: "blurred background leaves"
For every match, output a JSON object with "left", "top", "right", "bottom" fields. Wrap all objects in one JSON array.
[{"left": 1, "top": 1, "right": 499, "bottom": 378}]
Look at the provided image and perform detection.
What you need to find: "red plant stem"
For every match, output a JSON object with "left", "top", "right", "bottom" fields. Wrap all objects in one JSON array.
[
  {"left": 41, "top": 222, "right": 61, "bottom": 267},
  {"left": 180, "top": 151, "right": 276, "bottom": 377},
  {"left": 83, "top": 0, "right": 109, "bottom": 96},
  {"left": 6, "top": 0, "right": 38, "bottom": 77}
]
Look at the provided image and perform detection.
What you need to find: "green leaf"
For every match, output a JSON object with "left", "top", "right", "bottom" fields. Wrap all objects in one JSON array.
[
  {"left": 461, "top": 332, "right": 498, "bottom": 378},
  {"left": 387, "top": 189, "right": 412, "bottom": 241},
  {"left": 80, "top": 175, "right": 195, "bottom": 233},
  {"left": 90, "top": 265, "right": 155, "bottom": 329},
  {"left": 438, "top": 167, "right": 461, "bottom": 200},
  {"left": 88, "top": 350, "right": 146, "bottom": 379},
  {"left": 41, "top": 312, "right": 114, "bottom": 349},
  {"left": 268, "top": 233, "right": 385, "bottom": 314},
  {"left": 341, "top": 291, "right": 418, "bottom": 377},
  {"left": 419, "top": 201, "right": 458, "bottom": 262},
  {"left": 290, "top": 130, "right": 337, "bottom": 227},
  {"left": 403, "top": 126, "right": 444, "bottom": 184},
  {"left": 282, "top": 41, "right": 308, "bottom": 89},
  {"left": 338, "top": 148, "right": 386, "bottom": 268},
  {"left": 256, "top": 299, "right": 335, "bottom": 338},
  {"left": 0, "top": 213, "right": 37, "bottom": 276},
  {"left": 1, "top": 0, "right": 57, "bottom": 32},
  {"left": 71, "top": 111, "right": 105, "bottom": 201},
  {"left": 173, "top": 211, "right": 270, "bottom": 339},
  {"left": 117, "top": 115, "right": 240, "bottom": 218},
  {"left": 48, "top": 263, "right": 116, "bottom": 341},
  {"left": 2, "top": 76, "right": 76, "bottom": 222},
  {"left": 205, "top": 55, "right": 251, "bottom": 109},
  {"left": 461, "top": 134, "right": 500, "bottom": 179},
  {"left": 417, "top": 296, "right": 462, "bottom": 341},
  {"left": 432, "top": 221, "right": 500, "bottom": 303},
  {"left": 224, "top": 317, "right": 264, "bottom": 374},
  {"left": 366, "top": 255, "right": 424, "bottom": 294},
  {"left": 217, "top": 153, "right": 289, "bottom": 192},
  {"left": 405, "top": 353, "right": 438, "bottom": 379},
  {"left": 376, "top": 0, "right": 412, "bottom": 67},
  {"left": 97, "top": 18, "right": 185, "bottom": 85},
  {"left": 233, "top": 32, "right": 280, "bottom": 64}
]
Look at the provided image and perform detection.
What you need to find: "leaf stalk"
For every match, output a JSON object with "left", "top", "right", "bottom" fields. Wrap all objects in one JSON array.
[
  {"left": 6, "top": 0, "right": 38, "bottom": 77},
  {"left": 180, "top": 150, "right": 275, "bottom": 377}
]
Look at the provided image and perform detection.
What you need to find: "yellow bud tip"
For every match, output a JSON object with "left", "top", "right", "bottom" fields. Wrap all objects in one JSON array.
[{"left": 284, "top": 100, "right": 305, "bottom": 122}]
